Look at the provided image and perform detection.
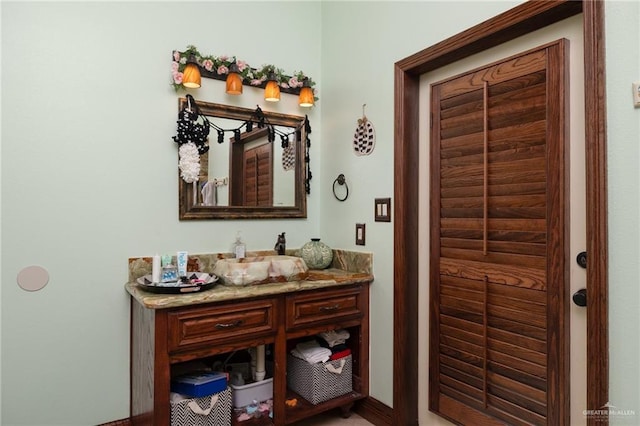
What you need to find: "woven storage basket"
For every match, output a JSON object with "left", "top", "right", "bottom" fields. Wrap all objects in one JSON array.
[
  {"left": 170, "top": 386, "right": 231, "bottom": 426},
  {"left": 286, "top": 354, "right": 352, "bottom": 405}
]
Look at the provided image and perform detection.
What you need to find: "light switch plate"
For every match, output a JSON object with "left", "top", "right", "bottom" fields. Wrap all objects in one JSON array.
[
  {"left": 374, "top": 198, "right": 392, "bottom": 222},
  {"left": 633, "top": 81, "right": 640, "bottom": 108},
  {"left": 356, "top": 223, "right": 366, "bottom": 246}
]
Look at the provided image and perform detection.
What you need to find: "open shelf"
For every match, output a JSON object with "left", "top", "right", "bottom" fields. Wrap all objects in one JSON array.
[
  {"left": 232, "top": 415, "right": 273, "bottom": 426},
  {"left": 284, "top": 389, "right": 365, "bottom": 424}
]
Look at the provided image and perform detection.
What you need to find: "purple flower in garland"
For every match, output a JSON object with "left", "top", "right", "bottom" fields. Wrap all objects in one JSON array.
[
  {"left": 289, "top": 76, "right": 303, "bottom": 88},
  {"left": 202, "top": 59, "right": 214, "bottom": 71},
  {"left": 217, "top": 65, "right": 228, "bottom": 75},
  {"left": 250, "top": 75, "right": 267, "bottom": 86}
]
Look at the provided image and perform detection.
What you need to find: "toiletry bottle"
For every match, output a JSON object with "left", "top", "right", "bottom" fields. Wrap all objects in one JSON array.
[
  {"left": 176, "top": 251, "right": 188, "bottom": 277},
  {"left": 152, "top": 254, "right": 161, "bottom": 283},
  {"left": 234, "top": 231, "right": 246, "bottom": 259},
  {"left": 161, "top": 255, "right": 178, "bottom": 282}
]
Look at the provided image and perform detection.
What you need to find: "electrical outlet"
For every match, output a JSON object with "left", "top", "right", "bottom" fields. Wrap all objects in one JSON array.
[{"left": 633, "top": 82, "right": 640, "bottom": 108}]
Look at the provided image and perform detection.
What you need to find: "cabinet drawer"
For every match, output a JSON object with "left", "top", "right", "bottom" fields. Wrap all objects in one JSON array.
[
  {"left": 168, "top": 298, "right": 277, "bottom": 352},
  {"left": 286, "top": 286, "right": 364, "bottom": 330}
]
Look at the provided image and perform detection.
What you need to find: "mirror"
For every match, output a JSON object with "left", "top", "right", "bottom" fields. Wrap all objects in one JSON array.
[{"left": 178, "top": 98, "right": 308, "bottom": 219}]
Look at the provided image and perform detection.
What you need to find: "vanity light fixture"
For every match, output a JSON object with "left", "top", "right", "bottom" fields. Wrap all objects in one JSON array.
[
  {"left": 225, "top": 62, "right": 243, "bottom": 95},
  {"left": 264, "top": 72, "right": 281, "bottom": 102},
  {"left": 298, "top": 78, "right": 314, "bottom": 107},
  {"left": 173, "top": 47, "right": 318, "bottom": 107},
  {"left": 182, "top": 54, "right": 201, "bottom": 89}
]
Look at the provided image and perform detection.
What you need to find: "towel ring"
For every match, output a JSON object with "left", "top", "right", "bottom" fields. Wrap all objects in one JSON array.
[{"left": 332, "top": 174, "right": 349, "bottom": 201}]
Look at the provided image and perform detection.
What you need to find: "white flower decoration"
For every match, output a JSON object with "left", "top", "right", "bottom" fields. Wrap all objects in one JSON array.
[{"left": 178, "top": 142, "right": 201, "bottom": 183}]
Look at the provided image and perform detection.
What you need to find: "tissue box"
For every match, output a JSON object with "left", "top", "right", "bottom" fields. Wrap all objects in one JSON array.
[
  {"left": 230, "top": 377, "right": 273, "bottom": 408},
  {"left": 171, "top": 372, "right": 228, "bottom": 398},
  {"left": 286, "top": 355, "right": 352, "bottom": 405},
  {"left": 171, "top": 386, "right": 231, "bottom": 426}
]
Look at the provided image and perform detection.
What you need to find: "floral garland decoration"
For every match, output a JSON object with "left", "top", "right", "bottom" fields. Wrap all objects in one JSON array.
[{"left": 171, "top": 45, "right": 318, "bottom": 102}]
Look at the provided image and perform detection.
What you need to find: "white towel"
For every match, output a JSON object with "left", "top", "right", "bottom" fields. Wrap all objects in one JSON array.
[
  {"left": 201, "top": 181, "right": 217, "bottom": 206},
  {"left": 318, "top": 329, "right": 350, "bottom": 347},
  {"left": 291, "top": 340, "right": 332, "bottom": 363}
]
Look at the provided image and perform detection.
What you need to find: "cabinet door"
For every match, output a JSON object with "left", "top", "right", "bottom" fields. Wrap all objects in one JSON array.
[
  {"left": 167, "top": 298, "right": 277, "bottom": 353},
  {"left": 285, "top": 286, "right": 365, "bottom": 331}
]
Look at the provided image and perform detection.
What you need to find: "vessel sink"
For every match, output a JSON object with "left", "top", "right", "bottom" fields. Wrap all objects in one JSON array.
[{"left": 213, "top": 255, "right": 309, "bottom": 286}]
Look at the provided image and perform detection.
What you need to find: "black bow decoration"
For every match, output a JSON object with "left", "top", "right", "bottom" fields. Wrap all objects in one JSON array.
[
  {"left": 172, "top": 94, "right": 210, "bottom": 155},
  {"left": 172, "top": 96, "right": 313, "bottom": 194}
]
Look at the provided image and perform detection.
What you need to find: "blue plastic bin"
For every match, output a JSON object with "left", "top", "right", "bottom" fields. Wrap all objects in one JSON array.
[{"left": 171, "top": 371, "right": 228, "bottom": 398}]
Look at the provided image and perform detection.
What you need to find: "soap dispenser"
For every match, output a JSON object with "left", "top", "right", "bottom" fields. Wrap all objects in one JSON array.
[
  {"left": 274, "top": 232, "right": 286, "bottom": 255},
  {"left": 234, "top": 231, "right": 246, "bottom": 259}
]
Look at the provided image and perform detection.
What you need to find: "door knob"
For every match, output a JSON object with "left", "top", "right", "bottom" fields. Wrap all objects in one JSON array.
[
  {"left": 573, "top": 288, "right": 587, "bottom": 307},
  {"left": 576, "top": 251, "right": 587, "bottom": 269}
]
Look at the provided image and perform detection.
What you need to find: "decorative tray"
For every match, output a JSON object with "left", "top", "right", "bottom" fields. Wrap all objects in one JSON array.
[{"left": 136, "top": 272, "right": 218, "bottom": 294}]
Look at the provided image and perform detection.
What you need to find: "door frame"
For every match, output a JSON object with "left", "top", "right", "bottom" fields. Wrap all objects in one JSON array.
[{"left": 393, "top": 1, "right": 607, "bottom": 425}]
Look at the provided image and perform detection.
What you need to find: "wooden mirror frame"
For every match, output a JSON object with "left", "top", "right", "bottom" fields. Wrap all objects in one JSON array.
[{"left": 178, "top": 98, "right": 308, "bottom": 220}]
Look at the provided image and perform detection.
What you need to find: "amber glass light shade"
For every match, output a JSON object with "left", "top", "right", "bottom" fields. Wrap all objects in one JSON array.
[
  {"left": 226, "top": 72, "right": 243, "bottom": 95},
  {"left": 264, "top": 75, "right": 280, "bottom": 102},
  {"left": 299, "top": 86, "right": 314, "bottom": 107},
  {"left": 182, "top": 56, "right": 201, "bottom": 89}
]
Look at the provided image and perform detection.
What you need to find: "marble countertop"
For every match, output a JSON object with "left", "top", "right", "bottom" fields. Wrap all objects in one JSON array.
[{"left": 126, "top": 268, "right": 373, "bottom": 310}]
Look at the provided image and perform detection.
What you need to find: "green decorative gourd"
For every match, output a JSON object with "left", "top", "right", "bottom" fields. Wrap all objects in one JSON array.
[{"left": 299, "top": 238, "right": 333, "bottom": 269}]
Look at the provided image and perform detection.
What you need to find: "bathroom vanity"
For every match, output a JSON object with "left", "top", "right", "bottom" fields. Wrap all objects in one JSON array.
[{"left": 126, "top": 260, "right": 372, "bottom": 426}]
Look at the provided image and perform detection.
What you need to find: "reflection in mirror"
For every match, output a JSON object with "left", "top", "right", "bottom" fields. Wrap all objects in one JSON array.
[
  {"left": 205, "top": 118, "right": 296, "bottom": 207},
  {"left": 177, "top": 98, "right": 309, "bottom": 220}
]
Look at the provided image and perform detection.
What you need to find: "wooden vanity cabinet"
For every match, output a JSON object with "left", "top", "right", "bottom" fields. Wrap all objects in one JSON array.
[
  {"left": 130, "top": 283, "right": 370, "bottom": 426},
  {"left": 281, "top": 285, "right": 370, "bottom": 424}
]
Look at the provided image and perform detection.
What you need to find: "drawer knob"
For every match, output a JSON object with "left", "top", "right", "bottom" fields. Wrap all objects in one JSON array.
[
  {"left": 214, "top": 320, "right": 243, "bottom": 329},
  {"left": 320, "top": 304, "right": 340, "bottom": 312}
]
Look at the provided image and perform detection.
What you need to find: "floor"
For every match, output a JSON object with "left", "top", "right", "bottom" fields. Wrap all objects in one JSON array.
[{"left": 291, "top": 410, "right": 374, "bottom": 425}]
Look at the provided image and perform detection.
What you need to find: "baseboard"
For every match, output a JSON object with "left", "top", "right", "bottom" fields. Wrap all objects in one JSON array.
[
  {"left": 98, "top": 419, "right": 131, "bottom": 426},
  {"left": 100, "top": 398, "right": 393, "bottom": 426},
  {"left": 355, "top": 396, "right": 394, "bottom": 426}
]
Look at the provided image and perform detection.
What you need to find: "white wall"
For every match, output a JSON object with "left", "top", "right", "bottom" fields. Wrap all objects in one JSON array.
[
  {"left": 1, "top": 2, "right": 321, "bottom": 424},
  {"left": 605, "top": 1, "right": 640, "bottom": 422}
]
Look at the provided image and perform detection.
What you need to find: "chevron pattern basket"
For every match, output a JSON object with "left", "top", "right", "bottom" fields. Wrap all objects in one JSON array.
[
  {"left": 170, "top": 386, "right": 231, "bottom": 426},
  {"left": 286, "top": 354, "right": 352, "bottom": 405}
]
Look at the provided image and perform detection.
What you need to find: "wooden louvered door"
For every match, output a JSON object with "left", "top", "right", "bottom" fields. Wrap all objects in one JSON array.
[
  {"left": 243, "top": 143, "right": 273, "bottom": 206},
  {"left": 429, "top": 40, "right": 569, "bottom": 425}
]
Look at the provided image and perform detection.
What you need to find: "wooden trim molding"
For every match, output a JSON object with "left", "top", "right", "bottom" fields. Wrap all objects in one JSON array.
[
  {"left": 394, "top": 0, "right": 608, "bottom": 425},
  {"left": 582, "top": 1, "right": 609, "bottom": 424},
  {"left": 393, "top": 62, "right": 421, "bottom": 426},
  {"left": 108, "top": 399, "right": 394, "bottom": 426},
  {"left": 98, "top": 419, "right": 131, "bottom": 426},
  {"left": 355, "top": 397, "right": 394, "bottom": 426}
]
